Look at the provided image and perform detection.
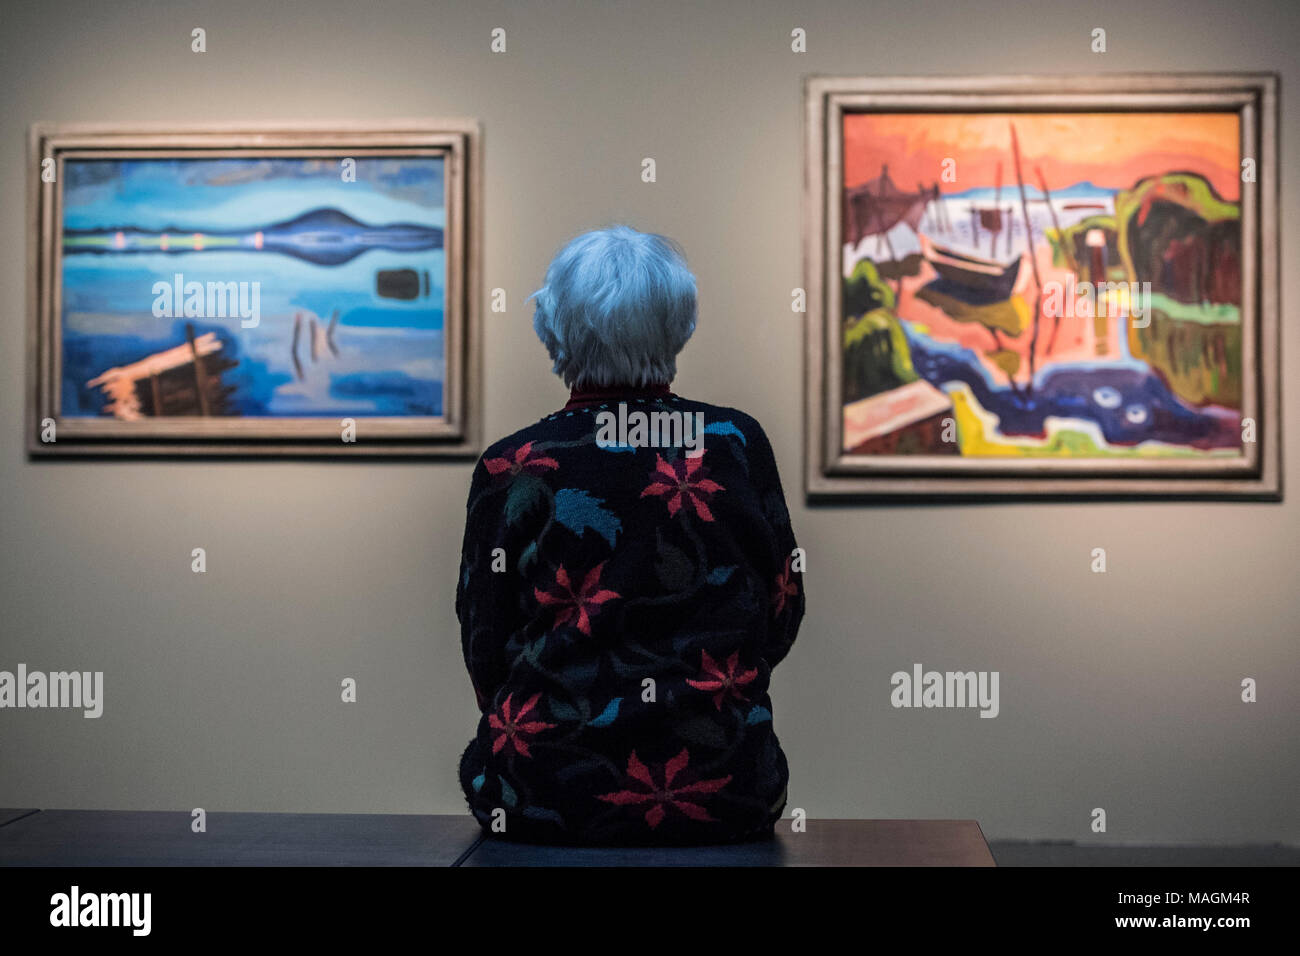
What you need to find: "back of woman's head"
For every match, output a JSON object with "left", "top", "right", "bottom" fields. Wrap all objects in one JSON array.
[{"left": 530, "top": 225, "right": 697, "bottom": 388}]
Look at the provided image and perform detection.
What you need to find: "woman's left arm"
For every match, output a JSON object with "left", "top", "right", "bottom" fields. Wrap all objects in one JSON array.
[{"left": 455, "top": 459, "right": 514, "bottom": 713}]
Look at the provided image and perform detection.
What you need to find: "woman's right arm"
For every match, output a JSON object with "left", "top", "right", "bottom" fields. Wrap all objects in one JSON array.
[{"left": 748, "top": 422, "right": 805, "bottom": 669}]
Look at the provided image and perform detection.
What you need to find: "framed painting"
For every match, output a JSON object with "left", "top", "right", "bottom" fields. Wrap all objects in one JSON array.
[
  {"left": 803, "top": 75, "right": 1279, "bottom": 498},
  {"left": 27, "top": 119, "right": 481, "bottom": 456}
]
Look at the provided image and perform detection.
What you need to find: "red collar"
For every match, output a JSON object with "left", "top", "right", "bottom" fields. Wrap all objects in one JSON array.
[{"left": 563, "top": 382, "right": 674, "bottom": 411}]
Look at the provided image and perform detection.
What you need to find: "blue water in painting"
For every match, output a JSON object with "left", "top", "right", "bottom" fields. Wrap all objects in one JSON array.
[
  {"left": 60, "top": 156, "right": 446, "bottom": 418},
  {"left": 902, "top": 324, "right": 1239, "bottom": 450}
]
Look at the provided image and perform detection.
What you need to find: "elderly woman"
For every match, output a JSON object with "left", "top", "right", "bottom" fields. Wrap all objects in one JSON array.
[{"left": 456, "top": 225, "right": 804, "bottom": 845}]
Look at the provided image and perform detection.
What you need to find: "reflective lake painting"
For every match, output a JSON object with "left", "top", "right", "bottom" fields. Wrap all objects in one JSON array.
[
  {"left": 59, "top": 154, "right": 447, "bottom": 422},
  {"left": 838, "top": 111, "right": 1244, "bottom": 463}
]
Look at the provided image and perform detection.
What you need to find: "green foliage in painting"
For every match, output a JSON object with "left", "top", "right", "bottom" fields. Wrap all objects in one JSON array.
[
  {"left": 842, "top": 258, "right": 895, "bottom": 317},
  {"left": 842, "top": 259, "right": 918, "bottom": 403}
]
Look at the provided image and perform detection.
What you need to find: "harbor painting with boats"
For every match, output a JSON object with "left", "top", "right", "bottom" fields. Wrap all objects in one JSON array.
[
  {"left": 59, "top": 154, "right": 447, "bottom": 421},
  {"left": 839, "top": 112, "right": 1243, "bottom": 461}
]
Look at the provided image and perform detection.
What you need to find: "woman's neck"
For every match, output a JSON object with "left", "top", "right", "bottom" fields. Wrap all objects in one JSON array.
[{"left": 563, "top": 382, "right": 674, "bottom": 410}]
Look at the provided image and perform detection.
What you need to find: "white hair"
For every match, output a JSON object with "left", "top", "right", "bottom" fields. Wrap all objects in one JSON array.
[{"left": 530, "top": 225, "right": 697, "bottom": 388}]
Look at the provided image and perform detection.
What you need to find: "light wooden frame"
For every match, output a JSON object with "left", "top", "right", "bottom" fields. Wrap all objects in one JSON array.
[
  {"left": 28, "top": 119, "right": 482, "bottom": 458},
  {"left": 803, "top": 74, "right": 1280, "bottom": 500}
]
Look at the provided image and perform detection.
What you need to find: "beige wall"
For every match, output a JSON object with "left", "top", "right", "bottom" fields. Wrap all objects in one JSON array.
[{"left": 1, "top": 0, "right": 1296, "bottom": 843}]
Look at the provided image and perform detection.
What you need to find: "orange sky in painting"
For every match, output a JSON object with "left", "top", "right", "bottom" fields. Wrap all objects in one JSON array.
[{"left": 843, "top": 113, "right": 1240, "bottom": 200}]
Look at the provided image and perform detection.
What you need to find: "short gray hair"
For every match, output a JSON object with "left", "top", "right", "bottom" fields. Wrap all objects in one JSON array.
[{"left": 530, "top": 225, "right": 697, "bottom": 388}]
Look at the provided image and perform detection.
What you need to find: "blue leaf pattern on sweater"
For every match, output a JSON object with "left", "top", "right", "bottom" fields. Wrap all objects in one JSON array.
[
  {"left": 707, "top": 565, "right": 737, "bottom": 585},
  {"left": 589, "top": 697, "right": 621, "bottom": 727},
  {"left": 554, "top": 488, "right": 622, "bottom": 548},
  {"left": 704, "top": 420, "right": 747, "bottom": 444}
]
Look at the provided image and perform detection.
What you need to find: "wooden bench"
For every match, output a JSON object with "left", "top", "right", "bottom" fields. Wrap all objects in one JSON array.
[{"left": 0, "top": 809, "right": 994, "bottom": 866}]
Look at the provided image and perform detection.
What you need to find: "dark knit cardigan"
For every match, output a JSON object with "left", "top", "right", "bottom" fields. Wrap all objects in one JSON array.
[{"left": 456, "top": 383, "right": 804, "bottom": 844}]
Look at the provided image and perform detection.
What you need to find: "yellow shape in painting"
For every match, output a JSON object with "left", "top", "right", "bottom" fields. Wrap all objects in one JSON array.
[
  {"left": 985, "top": 348, "right": 1021, "bottom": 378},
  {"left": 949, "top": 386, "right": 1025, "bottom": 456},
  {"left": 915, "top": 288, "right": 1033, "bottom": 337}
]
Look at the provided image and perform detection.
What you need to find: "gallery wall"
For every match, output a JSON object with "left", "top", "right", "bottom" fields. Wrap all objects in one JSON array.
[{"left": 1, "top": 0, "right": 1296, "bottom": 843}]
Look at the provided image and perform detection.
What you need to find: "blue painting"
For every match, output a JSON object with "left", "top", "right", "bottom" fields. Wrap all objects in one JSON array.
[{"left": 59, "top": 155, "right": 446, "bottom": 420}]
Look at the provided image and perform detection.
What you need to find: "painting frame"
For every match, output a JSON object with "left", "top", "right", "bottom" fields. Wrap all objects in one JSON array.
[
  {"left": 27, "top": 119, "right": 482, "bottom": 458},
  {"left": 803, "top": 74, "right": 1280, "bottom": 500}
]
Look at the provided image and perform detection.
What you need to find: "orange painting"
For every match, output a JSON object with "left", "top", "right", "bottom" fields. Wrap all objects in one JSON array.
[{"left": 838, "top": 111, "right": 1243, "bottom": 460}]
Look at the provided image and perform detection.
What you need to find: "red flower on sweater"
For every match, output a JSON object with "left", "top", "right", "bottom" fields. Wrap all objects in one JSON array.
[
  {"left": 595, "top": 749, "right": 732, "bottom": 828},
  {"left": 488, "top": 692, "right": 556, "bottom": 758},
  {"left": 483, "top": 441, "right": 559, "bottom": 478},
  {"left": 772, "top": 554, "right": 799, "bottom": 617},
  {"left": 534, "top": 562, "right": 620, "bottom": 635},
  {"left": 687, "top": 649, "right": 758, "bottom": 710},
  {"left": 640, "top": 452, "right": 724, "bottom": 521}
]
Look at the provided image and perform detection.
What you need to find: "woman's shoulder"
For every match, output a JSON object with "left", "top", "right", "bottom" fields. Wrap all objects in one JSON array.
[
  {"left": 465, "top": 412, "right": 569, "bottom": 485},
  {"left": 668, "top": 395, "right": 770, "bottom": 441},
  {"left": 472, "top": 395, "right": 775, "bottom": 477}
]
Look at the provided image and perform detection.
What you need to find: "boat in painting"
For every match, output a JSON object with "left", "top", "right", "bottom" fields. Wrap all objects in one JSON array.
[{"left": 919, "top": 235, "right": 1027, "bottom": 305}]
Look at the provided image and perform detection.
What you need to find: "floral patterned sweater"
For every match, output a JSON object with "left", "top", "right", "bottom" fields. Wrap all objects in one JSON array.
[{"left": 456, "top": 383, "right": 804, "bottom": 844}]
